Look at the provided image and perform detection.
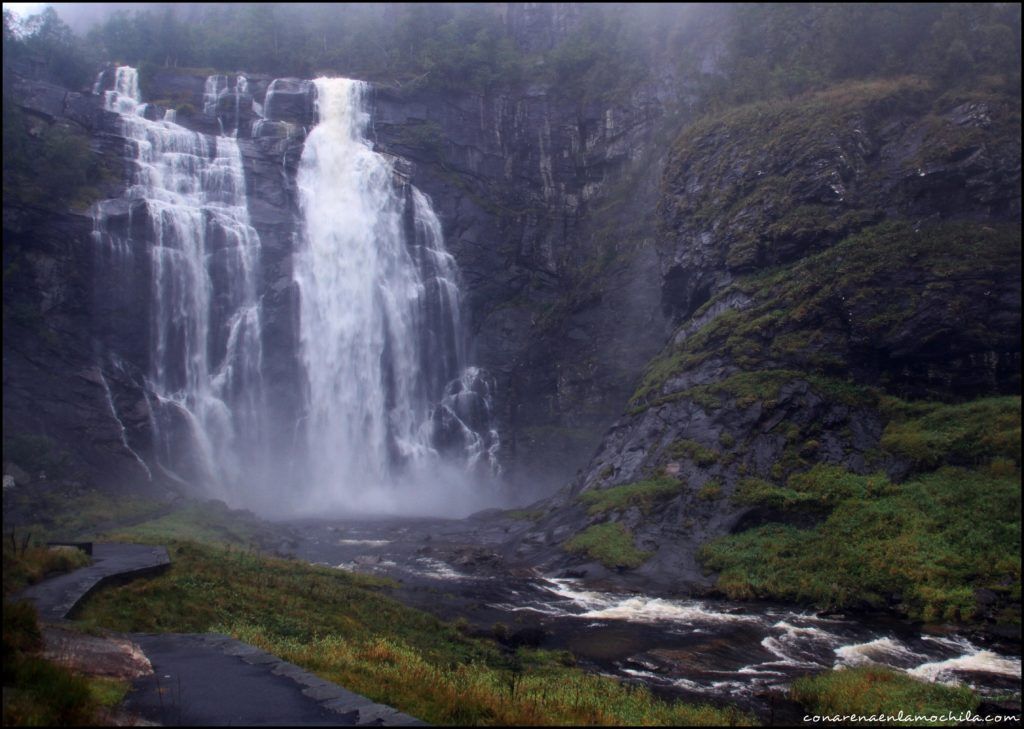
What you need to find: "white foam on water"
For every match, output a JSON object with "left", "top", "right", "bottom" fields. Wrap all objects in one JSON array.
[
  {"left": 337, "top": 539, "right": 391, "bottom": 547},
  {"left": 772, "top": 620, "right": 833, "bottom": 639},
  {"left": 413, "top": 557, "right": 471, "bottom": 581},
  {"left": 908, "top": 650, "right": 1022, "bottom": 684},
  {"left": 540, "top": 578, "right": 760, "bottom": 625},
  {"left": 760, "top": 636, "right": 827, "bottom": 669},
  {"left": 579, "top": 596, "right": 761, "bottom": 624},
  {"left": 834, "top": 637, "right": 929, "bottom": 668}
]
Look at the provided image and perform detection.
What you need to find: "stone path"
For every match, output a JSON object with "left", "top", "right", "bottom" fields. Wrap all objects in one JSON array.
[
  {"left": 15, "top": 543, "right": 426, "bottom": 726},
  {"left": 17, "top": 542, "right": 171, "bottom": 621}
]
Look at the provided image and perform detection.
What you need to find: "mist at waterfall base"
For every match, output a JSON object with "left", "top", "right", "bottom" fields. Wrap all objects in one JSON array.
[{"left": 91, "top": 68, "right": 506, "bottom": 519}]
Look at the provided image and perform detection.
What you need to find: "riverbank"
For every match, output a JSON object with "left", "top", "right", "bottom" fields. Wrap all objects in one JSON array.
[{"left": 4, "top": 492, "right": 1020, "bottom": 725}]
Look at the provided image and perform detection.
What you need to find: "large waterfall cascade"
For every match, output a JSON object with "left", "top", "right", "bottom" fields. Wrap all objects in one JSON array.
[
  {"left": 92, "top": 66, "right": 266, "bottom": 502},
  {"left": 90, "top": 68, "right": 500, "bottom": 514},
  {"left": 294, "top": 77, "right": 499, "bottom": 514}
]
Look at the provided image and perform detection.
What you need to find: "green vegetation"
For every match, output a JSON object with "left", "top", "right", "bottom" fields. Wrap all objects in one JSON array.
[
  {"left": 13, "top": 2, "right": 1016, "bottom": 105},
  {"left": 881, "top": 396, "right": 1021, "bottom": 469},
  {"left": 733, "top": 466, "right": 895, "bottom": 510},
  {"left": 709, "top": 3, "right": 1020, "bottom": 106},
  {"left": 791, "top": 666, "right": 978, "bottom": 726},
  {"left": 668, "top": 439, "right": 719, "bottom": 466},
  {"left": 696, "top": 481, "right": 722, "bottom": 501},
  {"left": 702, "top": 466, "right": 1021, "bottom": 623},
  {"left": 3, "top": 544, "right": 91, "bottom": 597},
  {"left": 504, "top": 509, "right": 544, "bottom": 522},
  {"left": 3, "top": 7, "right": 99, "bottom": 89},
  {"left": 105, "top": 502, "right": 268, "bottom": 545},
  {"left": 2, "top": 434, "right": 75, "bottom": 479},
  {"left": 631, "top": 221, "right": 1021, "bottom": 411},
  {"left": 2, "top": 485, "right": 167, "bottom": 545},
  {"left": 577, "top": 477, "right": 682, "bottom": 516},
  {"left": 2, "top": 600, "right": 129, "bottom": 726},
  {"left": 230, "top": 626, "right": 750, "bottom": 726},
  {"left": 2, "top": 101, "right": 115, "bottom": 211},
  {"left": 392, "top": 120, "right": 446, "bottom": 161},
  {"left": 75, "top": 539, "right": 743, "bottom": 725},
  {"left": 564, "top": 523, "right": 651, "bottom": 570}
]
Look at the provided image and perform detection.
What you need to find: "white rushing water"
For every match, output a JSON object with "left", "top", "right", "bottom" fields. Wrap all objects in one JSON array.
[
  {"left": 487, "top": 577, "right": 1022, "bottom": 697},
  {"left": 92, "top": 66, "right": 266, "bottom": 502},
  {"left": 293, "top": 77, "right": 499, "bottom": 515}
]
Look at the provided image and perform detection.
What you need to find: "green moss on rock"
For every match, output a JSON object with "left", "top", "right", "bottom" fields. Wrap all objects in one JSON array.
[
  {"left": 578, "top": 478, "right": 683, "bottom": 516},
  {"left": 564, "top": 523, "right": 652, "bottom": 570}
]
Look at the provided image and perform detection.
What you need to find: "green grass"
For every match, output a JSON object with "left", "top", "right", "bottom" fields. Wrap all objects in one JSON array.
[
  {"left": 75, "top": 541, "right": 745, "bottom": 725},
  {"left": 791, "top": 666, "right": 978, "bottom": 726},
  {"left": 504, "top": 509, "right": 544, "bottom": 522},
  {"left": 577, "top": 478, "right": 683, "bottom": 515},
  {"left": 564, "top": 523, "right": 652, "bottom": 570},
  {"left": 3, "top": 544, "right": 91, "bottom": 597},
  {"left": 3, "top": 486, "right": 167, "bottom": 544},
  {"left": 702, "top": 466, "right": 1021, "bottom": 623},
  {"left": 629, "top": 220, "right": 1020, "bottom": 412},
  {"left": 105, "top": 501, "right": 268, "bottom": 546},
  {"left": 733, "top": 466, "right": 895, "bottom": 510},
  {"left": 881, "top": 396, "right": 1021, "bottom": 469},
  {"left": 696, "top": 481, "right": 723, "bottom": 501},
  {"left": 668, "top": 439, "right": 719, "bottom": 466},
  {"left": 229, "top": 626, "right": 751, "bottom": 726}
]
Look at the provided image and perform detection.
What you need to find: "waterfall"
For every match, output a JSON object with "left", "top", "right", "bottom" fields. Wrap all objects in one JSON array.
[
  {"left": 294, "top": 77, "right": 499, "bottom": 514},
  {"left": 204, "top": 74, "right": 249, "bottom": 137},
  {"left": 92, "top": 66, "right": 265, "bottom": 502},
  {"left": 89, "top": 67, "right": 499, "bottom": 513}
]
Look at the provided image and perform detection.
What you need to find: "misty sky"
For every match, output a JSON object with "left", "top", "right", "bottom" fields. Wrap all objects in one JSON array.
[{"left": 3, "top": 3, "right": 156, "bottom": 31}]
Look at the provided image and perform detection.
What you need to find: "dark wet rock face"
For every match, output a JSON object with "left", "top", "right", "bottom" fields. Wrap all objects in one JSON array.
[
  {"left": 658, "top": 81, "right": 1021, "bottom": 322},
  {"left": 507, "top": 78, "right": 1021, "bottom": 611},
  {"left": 3, "top": 54, "right": 682, "bottom": 498}
]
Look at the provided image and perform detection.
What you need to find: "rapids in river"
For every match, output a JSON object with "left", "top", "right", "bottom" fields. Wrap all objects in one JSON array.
[{"left": 290, "top": 515, "right": 1022, "bottom": 720}]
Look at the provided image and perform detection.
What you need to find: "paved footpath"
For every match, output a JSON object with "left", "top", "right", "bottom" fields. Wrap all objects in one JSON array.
[
  {"left": 15, "top": 543, "right": 425, "bottom": 726},
  {"left": 17, "top": 543, "right": 171, "bottom": 622}
]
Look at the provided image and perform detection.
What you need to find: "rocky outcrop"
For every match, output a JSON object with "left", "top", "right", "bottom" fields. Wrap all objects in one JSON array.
[
  {"left": 658, "top": 79, "right": 1021, "bottom": 321},
  {"left": 2, "top": 76, "right": 159, "bottom": 494},
  {"left": 507, "top": 78, "right": 1022, "bottom": 602}
]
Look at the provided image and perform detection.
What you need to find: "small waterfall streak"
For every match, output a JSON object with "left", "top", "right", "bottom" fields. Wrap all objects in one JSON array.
[{"left": 98, "top": 369, "right": 153, "bottom": 481}]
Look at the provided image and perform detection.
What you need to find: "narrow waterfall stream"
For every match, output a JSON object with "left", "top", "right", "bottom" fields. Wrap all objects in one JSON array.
[{"left": 293, "top": 77, "right": 499, "bottom": 515}]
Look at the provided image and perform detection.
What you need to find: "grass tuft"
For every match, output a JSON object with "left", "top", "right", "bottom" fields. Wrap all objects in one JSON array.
[
  {"left": 791, "top": 666, "right": 978, "bottom": 726},
  {"left": 564, "top": 523, "right": 652, "bottom": 570},
  {"left": 578, "top": 478, "right": 682, "bottom": 515}
]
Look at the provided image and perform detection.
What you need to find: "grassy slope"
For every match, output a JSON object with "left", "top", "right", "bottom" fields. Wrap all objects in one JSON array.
[{"left": 675, "top": 224, "right": 1023, "bottom": 625}]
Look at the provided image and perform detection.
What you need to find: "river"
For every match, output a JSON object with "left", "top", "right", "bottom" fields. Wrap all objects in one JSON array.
[{"left": 289, "top": 515, "right": 1021, "bottom": 721}]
